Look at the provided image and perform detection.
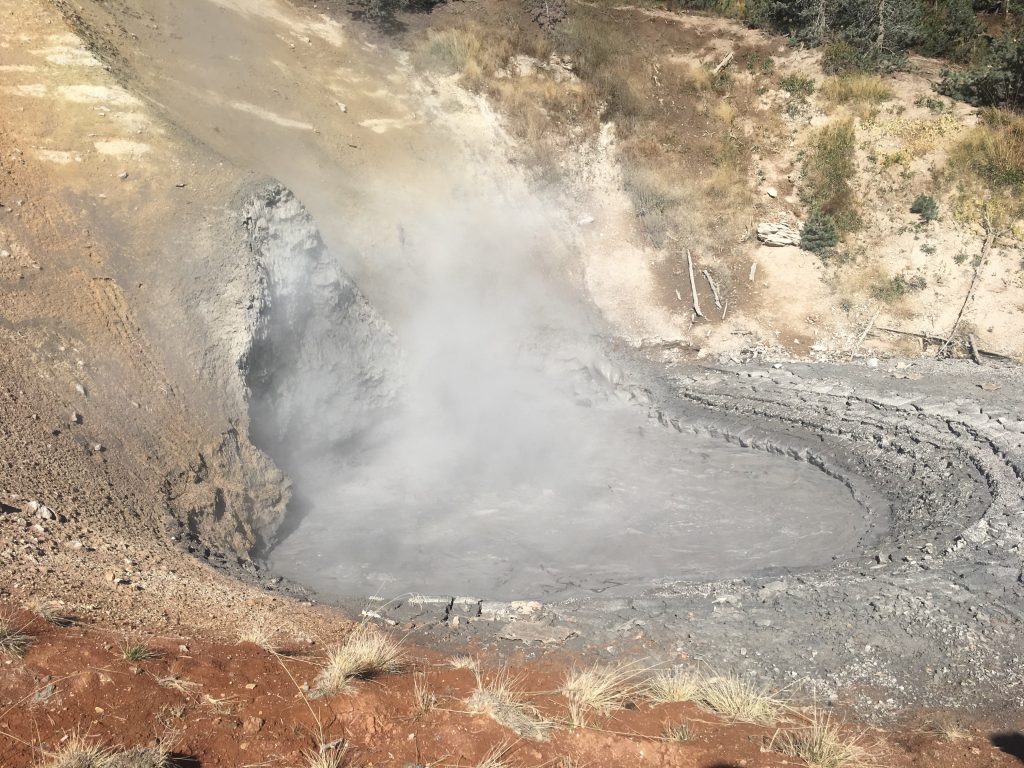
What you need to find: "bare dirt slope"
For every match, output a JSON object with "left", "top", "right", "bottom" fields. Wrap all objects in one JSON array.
[
  {"left": 407, "top": 0, "right": 1024, "bottom": 362},
  {"left": 0, "top": 0, "right": 336, "bottom": 637}
]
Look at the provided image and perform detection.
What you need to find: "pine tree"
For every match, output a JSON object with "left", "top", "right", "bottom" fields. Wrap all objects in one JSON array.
[
  {"left": 800, "top": 208, "right": 840, "bottom": 253},
  {"left": 910, "top": 193, "right": 939, "bottom": 222}
]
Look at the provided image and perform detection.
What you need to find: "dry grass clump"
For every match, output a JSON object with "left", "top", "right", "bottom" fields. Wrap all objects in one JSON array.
[
  {"left": 681, "top": 61, "right": 713, "bottom": 92},
  {"left": 821, "top": 75, "right": 892, "bottom": 106},
  {"left": 663, "top": 722, "right": 691, "bottom": 741},
  {"left": 42, "top": 738, "right": 169, "bottom": 768},
  {"left": 646, "top": 667, "right": 701, "bottom": 704},
  {"left": 467, "top": 668, "right": 552, "bottom": 740},
  {"left": 713, "top": 99, "right": 737, "bottom": 126},
  {"left": 697, "top": 672, "right": 785, "bottom": 724},
  {"left": 157, "top": 674, "right": 200, "bottom": 694},
  {"left": 413, "top": 671, "right": 436, "bottom": 713},
  {"left": 0, "top": 610, "right": 31, "bottom": 657},
  {"left": 770, "top": 709, "right": 875, "bottom": 768},
  {"left": 415, "top": 26, "right": 505, "bottom": 76},
  {"left": 42, "top": 736, "right": 111, "bottom": 768},
  {"left": 239, "top": 614, "right": 286, "bottom": 653},
  {"left": 449, "top": 655, "right": 480, "bottom": 672},
  {"left": 303, "top": 743, "right": 347, "bottom": 768},
  {"left": 952, "top": 107, "right": 1024, "bottom": 190},
  {"left": 30, "top": 600, "right": 76, "bottom": 627},
  {"left": 925, "top": 720, "right": 970, "bottom": 742},
  {"left": 315, "top": 624, "right": 404, "bottom": 695},
  {"left": 119, "top": 639, "right": 160, "bottom": 662},
  {"left": 562, "top": 663, "right": 640, "bottom": 723},
  {"left": 475, "top": 741, "right": 514, "bottom": 768}
]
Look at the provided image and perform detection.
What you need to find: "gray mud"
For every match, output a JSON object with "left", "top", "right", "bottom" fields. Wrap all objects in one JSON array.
[{"left": 269, "top": 404, "right": 869, "bottom": 600}]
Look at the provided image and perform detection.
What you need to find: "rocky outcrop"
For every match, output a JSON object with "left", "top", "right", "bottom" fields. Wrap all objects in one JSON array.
[
  {"left": 756, "top": 222, "right": 800, "bottom": 246},
  {"left": 240, "top": 183, "right": 400, "bottom": 457}
]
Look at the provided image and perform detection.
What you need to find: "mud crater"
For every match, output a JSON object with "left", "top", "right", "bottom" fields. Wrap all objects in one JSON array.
[{"left": 241, "top": 184, "right": 882, "bottom": 601}]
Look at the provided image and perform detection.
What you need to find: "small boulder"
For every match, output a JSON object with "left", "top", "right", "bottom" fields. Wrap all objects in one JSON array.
[{"left": 756, "top": 222, "right": 800, "bottom": 247}]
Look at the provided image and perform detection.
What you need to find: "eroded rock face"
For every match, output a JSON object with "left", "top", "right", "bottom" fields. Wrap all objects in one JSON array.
[
  {"left": 167, "top": 427, "right": 288, "bottom": 556},
  {"left": 164, "top": 182, "right": 399, "bottom": 558},
  {"left": 241, "top": 184, "right": 400, "bottom": 455}
]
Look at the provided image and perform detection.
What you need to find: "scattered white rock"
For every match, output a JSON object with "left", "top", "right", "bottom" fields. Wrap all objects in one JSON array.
[
  {"left": 766, "top": 186, "right": 778, "bottom": 198},
  {"left": 756, "top": 222, "right": 800, "bottom": 247},
  {"left": 866, "top": 357, "right": 879, "bottom": 369},
  {"left": 578, "top": 215, "right": 595, "bottom": 225},
  {"left": 29, "top": 501, "right": 55, "bottom": 520},
  {"left": 75, "top": 383, "right": 87, "bottom": 396}
]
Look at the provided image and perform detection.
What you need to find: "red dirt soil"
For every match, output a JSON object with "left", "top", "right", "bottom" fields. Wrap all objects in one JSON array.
[{"left": 1, "top": 605, "right": 1020, "bottom": 768}]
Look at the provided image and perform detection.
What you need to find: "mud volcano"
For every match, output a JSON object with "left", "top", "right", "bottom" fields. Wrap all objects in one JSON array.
[{"left": 241, "top": 185, "right": 876, "bottom": 601}]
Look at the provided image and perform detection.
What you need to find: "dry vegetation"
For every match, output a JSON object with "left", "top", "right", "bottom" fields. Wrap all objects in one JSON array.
[
  {"left": 30, "top": 599, "right": 76, "bottom": 627},
  {"left": 949, "top": 107, "right": 1024, "bottom": 230},
  {"left": 407, "top": 0, "right": 1024, "bottom": 356},
  {"left": 412, "top": 2, "right": 764, "bottom": 262},
  {"left": 822, "top": 75, "right": 893, "bottom": 110},
  {"left": 0, "top": 610, "right": 31, "bottom": 657},
  {"left": 239, "top": 613, "right": 286, "bottom": 652},
  {"left": 562, "top": 662, "right": 641, "bottom": 724},
  {"left": 315, "top": 624, "right": 405, "bottom": 695},
  {"left": 467, "top": 668, "right": 553, "bottom": 739},
  {"left": 770, "top": 708, "right": 876, "bottom": 768},
  {"left": 645, "top": 666, "right": 701, "bottom": 704},
  {"left": 696, "top": 672, "right": 786, "bottom": 724},
  {"left": 42, "top": 737, "right": 169, "bottom": 768}
]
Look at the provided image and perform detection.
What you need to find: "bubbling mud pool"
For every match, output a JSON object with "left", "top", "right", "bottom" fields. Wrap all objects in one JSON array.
[
  {"left": 267, "top": 400, "right": 869, "bottom": 601},
  {"left": 244, "top": 186, "right": 875, "bottom": 602}
]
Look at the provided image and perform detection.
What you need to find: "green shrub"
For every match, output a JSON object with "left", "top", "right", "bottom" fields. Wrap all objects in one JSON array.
[
  {"left": 802, "top": 118, "right": 858, "bottom": 224},
  {"left": 354, "top": 0, "right": 409, "bottom": 23},
  {"left": 740, "top": 49, "right": 776, "bottom": 75},
  {"left": 911, "top": 193, "right": 939, "bottom": 221},
  {"left": 830, "top": 0, "right": 920, "bottom": 72},
  {"left": 916, "top": 0, "right": 983, "bottom": 62},
  {"left": 779, "top": 73, "right": 815, "bottom": 98},
  {"left": 872, "top": 273, "right": 927, "bottom": 301},
  {"left": 745, "top": 0, "right": 823, "bottom": 43},
  {"left": 821, "top": 40, "right": 864, "bottom": 74},
  {"left": 939, "top": 32, "right": 1024, "bottom": 112},
  {"left": 800, "top": 207, "right": 840, "bottom": 253}
]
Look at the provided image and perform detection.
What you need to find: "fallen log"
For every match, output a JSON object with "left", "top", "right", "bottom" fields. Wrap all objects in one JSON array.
[{"left": 686, "top": 249, "right": 704, "bottom": 319}]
